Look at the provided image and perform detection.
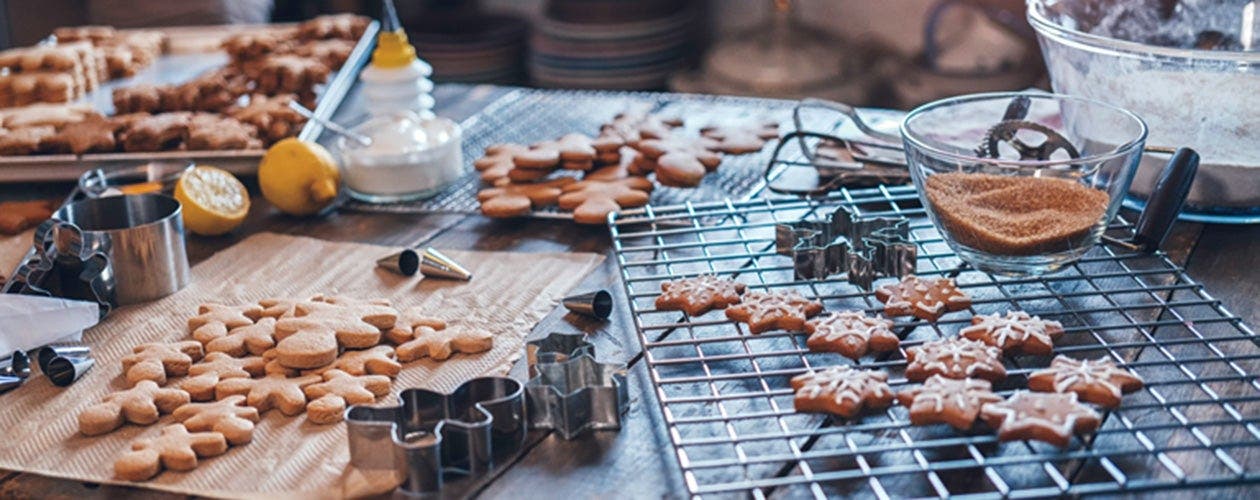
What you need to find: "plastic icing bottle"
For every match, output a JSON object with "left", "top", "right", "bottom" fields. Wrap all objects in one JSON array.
[{"left": 359, "top": 10, "right": 435, "bottom": 118}]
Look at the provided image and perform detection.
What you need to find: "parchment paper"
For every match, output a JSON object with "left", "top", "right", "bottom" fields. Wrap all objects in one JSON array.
[{"left": 0, "top": 232, "right": 604, "bottom": 498}]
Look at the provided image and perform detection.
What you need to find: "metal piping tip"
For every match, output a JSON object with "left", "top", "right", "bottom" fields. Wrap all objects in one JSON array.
[
  {"left": 420, "top": 248, "right": 472, "bottom": 281},
  {"left": 562, "top": 290, "right": 613, "bottom": 320},
  {"left": 1, "top": 350, "right": 31, "bottom": 379},
  {"left": 35, "top": 344, "right": 90, "bottom": 374},
  {"left": 46, "top": 355, "right": 95, "bottom": 387},
  {"left": 377, "top": 249, "right": 420, "bottom": 277},
  {"left": 0, "top": 375, "right": 22, "bottom": 394}
]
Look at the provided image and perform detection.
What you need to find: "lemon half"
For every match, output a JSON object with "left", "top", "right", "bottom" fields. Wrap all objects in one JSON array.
[{"left": 175, "top": 166, "right": 250, "bottom": 236}]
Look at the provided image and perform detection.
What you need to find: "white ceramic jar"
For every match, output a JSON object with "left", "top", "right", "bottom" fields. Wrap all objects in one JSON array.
[{"left": 337, "top": 112, "right": 464, "bottom": 203}]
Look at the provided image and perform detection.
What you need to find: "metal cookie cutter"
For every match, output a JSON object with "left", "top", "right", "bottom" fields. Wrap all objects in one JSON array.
[
  {"left": 345, "top": 377, "right": 525, "bottom": 496},
  {"left": 4, "top": 219, "right": 115, "bottom": 318},
  {"left": 525, "top": 332, "right": 629, "bottom": 440},
  {"left": 774, "top": 205, "right": 917, "bottom": 290}
]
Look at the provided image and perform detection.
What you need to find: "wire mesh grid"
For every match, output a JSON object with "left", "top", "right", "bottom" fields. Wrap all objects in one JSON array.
[
  {"left": 339, "top": 88, "right": 816, "bottom": 217},
  {"left": 609, "top": 185, "right": 1260, "bottom": 498}
]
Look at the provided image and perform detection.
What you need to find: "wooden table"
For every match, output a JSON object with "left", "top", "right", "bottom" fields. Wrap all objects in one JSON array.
[{"left": 2, "top": 84, "right": 1257, "bottom": 499}]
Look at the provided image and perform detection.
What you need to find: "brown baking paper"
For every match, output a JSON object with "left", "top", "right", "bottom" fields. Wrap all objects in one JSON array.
[{"left": 0, "top": 232, "right": 604, "bottom": 498}]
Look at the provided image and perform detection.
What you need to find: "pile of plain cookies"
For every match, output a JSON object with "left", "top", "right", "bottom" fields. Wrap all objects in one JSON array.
[
  {"left": 474, "top": 109, "right": 780, "bottom": 224},
  {"left": 75, "top": 294, "right": 494, "bottom": 482},
  {"left": 655, "top": 273, "right": 1145, "bottom": 448},
  {"left": 0, "top": 14, "right": 367, "bottom": 156}
]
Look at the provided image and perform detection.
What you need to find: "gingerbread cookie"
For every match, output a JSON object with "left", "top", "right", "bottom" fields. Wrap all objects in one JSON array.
[
  {"left": 0, "top": 103, "right": 97, "bottom": 129},
  {"left": 228, "top": 94, "right": 306, "bottom": 144},
  {"left": 171, "top": 395, "right": 261, "bottom": 445},
  {"left": 896, "top": 375, "right": 1002, "bottom": 430},
  {"left": 553, "top": 133, "right": 600, "bottom": 170},
  {"left": 700, "top": 120, "right": 779, "bottom": 154},
  {"left": 1027, "top": 355, "right": 1144, "bottom": 408},
  {"left": 297, "top": 14, "right": 370, "bottom": 41},
  {"left": 979, "top": 391, "right": 1102, "bottom": 448},
  {"left": 724, "top": 290, "right": 824, "bottom": 334},
  {"left": 215, "top": 373, "right": 322, "bottom": 416},
  {"left": 112, "top": 84, "right": 165, "bottom": 114},
  {"left": 0, "top": 126, "right": 55, "bottom": 155},
  {"left": 960, "top": 311, "right": 1064, "bottom": 356},
  {"left": 272, "top": 323, "right": 338, "bottom": 369},
  {"left": 655, "top": 275, "right": 746, "bottom": 316},
  {"left": 295, "top": 39, "right": 356, "bottom": 69},
  {"left": 41, "top": 115, "right": 117, "bottom": 154},
  {"left": 638, "top": 134, "right": 723, "bottom": 188},
  {"left": 255, "top": 55, "right": 330, "bottom": 96},
  {"left": 790, "top": 365, "right": 893, "bottom": 418},
  {"left": 78, "top": 380, "right": 190, "bottom": 436},
  {"left": 258, "top": 297, "right": 300, "bottom": 319},
  {"left": 804, "top": 311, "right": 900, "bottom": 359},
  {"left": 304, "top": 369, "right": 392, "bottom": 424},
  {"left": 904, "top": 337, "right": 1006, "bottom": 382},
  {"left": 395, "top": 327, "right": 494, "bottom": 362},
  {"left": 114, "top": 424, "right": 228, "bottom": 482},
  {"left": 189, "top": 303, "right": 261, "bottom": 345},
  {"left": 558, "top": 176, "right": 654, "bottom": 224},
  {"left": 874, "top": 275, "right": 971, "bottom": 322},
  {"left": 276, "top": 298, "right": 397, "bottom": 349},
  {"left": 477, "top": 178, "right": 576, "bottom": 219},
  {"left": 187, "top": 113, "right": 262, "bottom": 150},
  {"left": 120, "top": 112, "right": 191, "bottom": 152},
  {"left": 313, "top": 345, "right": 402, "bottom": 378},
  {"left": 261, "top": 348, "right": 299, "bottom": 377},
  {"left": 0, "top": 199, "right": 55, "bottom": 235},
  {"left": 181, "top": 352, "right": 265, "bottom": 401},
  {"left": 601, "top": 110, "right": 681, "bottom": 147},
  {"left": 205, "top": 317, "right": 277, "bottom": 357},
  {"left": 387, "top": 308, "right": 448, "bottom": 344},
  {"left": 474, "top": 143, "right": 530, "bottom": 184},
  {"left": 222, "top": 31, "right": 287, "bottom": 61},
  {"left": 121, "top": 341, "right": 205, "bottom": 386}
]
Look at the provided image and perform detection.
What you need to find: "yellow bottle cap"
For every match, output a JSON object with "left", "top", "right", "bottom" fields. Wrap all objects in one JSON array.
[{"left": 372, "top": 30, "right": 417, "bottom": 69}]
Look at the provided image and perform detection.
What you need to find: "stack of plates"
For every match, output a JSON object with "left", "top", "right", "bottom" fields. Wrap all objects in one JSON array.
[
  {"left": 530, "top": 0, "right": 698, "bottom": 90},
  {"left": 407, "top": 13, "right": 528, "bottom": 85}
]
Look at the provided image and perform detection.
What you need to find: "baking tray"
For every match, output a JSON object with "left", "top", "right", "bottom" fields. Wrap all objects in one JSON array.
[
  {"left": 0, "top": 20, "right": 379, "bottom": 183},
  {"left": 610, "top": 188, "right": 1260, "bottom": 498}
]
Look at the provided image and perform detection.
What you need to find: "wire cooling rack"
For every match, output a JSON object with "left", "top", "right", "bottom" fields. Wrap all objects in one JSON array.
[
  {"left": 609, "top": 185, "right": 1260, "bottom": 498},
  {"left": 340, "top": 88, "right": 822, "bottom": 217}
]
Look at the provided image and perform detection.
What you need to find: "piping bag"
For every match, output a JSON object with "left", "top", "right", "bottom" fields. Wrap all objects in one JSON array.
[{"left": 0, "top": 295, "right": 99, "bottom": 354}]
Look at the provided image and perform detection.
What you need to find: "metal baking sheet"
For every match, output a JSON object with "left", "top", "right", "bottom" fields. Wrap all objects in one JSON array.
[{"left": 0, "top": 21, "right": 379, "bottom": 183}]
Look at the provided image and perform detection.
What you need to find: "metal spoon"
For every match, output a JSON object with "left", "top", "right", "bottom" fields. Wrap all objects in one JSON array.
[{"left": 288, "top": 101, "right": 373, "bottom": 147}]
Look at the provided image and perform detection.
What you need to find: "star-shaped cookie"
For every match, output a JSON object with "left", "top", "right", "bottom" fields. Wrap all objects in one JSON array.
[
  {"left": 804, "top": 311, "right": 900, "bottom": 359},
  {"left": 960, "top": 310, "right": 1064, "bottom": 355},
  {"left": 897, "top": 375, "right": 1002, "bottom": 429},
  {"left": 655, "top": 274, "right": 747, "bottom": 316},
  {"left": 874, "top": 275, "right": 971, "bottom": 322},
  {"left": 724, "top": 290, "right": 823, "bottom": 334},
  {"left": 1027, "top": 355, "right": 1144, "bottom": 408},
  {"left": 979, "top": 391, "right": 1102, "bottom": 448},
  {"left": 904, "top": 337, "right": 1006, "bottom": 382},
  {"left": 790, "top": 365, "right": 893, "bottom": 418}
]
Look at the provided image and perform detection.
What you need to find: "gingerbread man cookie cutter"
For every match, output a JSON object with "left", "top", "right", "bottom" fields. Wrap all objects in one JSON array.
[
  {"left": 3, "top": 219, "right": 115, "bottom": 318},
  {"left": 525, "top": 332, "right": 629, "bottom": 440},
  {"left": 774, "top": 205, "right": 916, "bottom": 289},
  {"left": 344, "top": 377, "right": 525, "bottom": 496}
]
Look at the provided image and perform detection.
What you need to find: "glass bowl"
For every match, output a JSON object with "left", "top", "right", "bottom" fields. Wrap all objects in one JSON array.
[{"left": 901, "top": 92, "right": 1147, "bottom": 276}]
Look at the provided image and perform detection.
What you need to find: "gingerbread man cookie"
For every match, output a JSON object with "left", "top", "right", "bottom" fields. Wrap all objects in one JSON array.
[
  {"left": 187, "top": 113, "right": 262, "bottom": 151},
  {"left": 395, "top": 327, "right": 494, "bottom": 362},
  {"left": 228, "top": 94, "right": 306, "bottom": 144},
  {"left": 387, "top": 307, "right": 448, "bottom": 344},
  {"left": 189, "top": 303, "right": 261, "bottom": 345},
  {"left": 114, "top": 424, "right": 229, "bottom": 482},
  {"left": 904, "top": 337, "right": 1006, "bottom": 382},
  {"left": 803, "top": 311, "right": 900, "bottom": 359},
  {"left": 181, "top": 352, "right": 266, "bottom": 401},
  {"left": 41, "top": 115, "right": 117, "bottom": 154},
  {"left": 655, "top": 275, "right": 746, "bottom": 316},
  {"left": 205, "top": 317, "right": 277, "bottom": 357},
  {"left": 477, "top": 178, "right": 576, "bottom": 219},
  {"left": 272, "top": 323, "right": 338, "bottom": 369},
  {"left": 171, "top": 395, "right": 261, "bottom": 445},
  {"left": 312, "top": 345, "right": 403, "bottom": 378},
  {"left": 1027, "top": 355, "right": 1144, "bottom": 408},
  {"left": 875, "top": 275, "right": 971, "bottom": 322},
  {"left": 557, "top": 177, "right": 654, "bottom": 225},
  {"left": 474, "top": 143, "right": 530, "bottom": 184},
  {"left": 699, "top": 120, "right": 780, "bottom": 154},
  {"left": 979, "top": 391, "right": 1102, "bottom": 448},
  {"left": 304, "top": 369, "right": 392, "bottom": 424},
  {"left": 276, "top": 297, "right": 397, "bottom": 348},
  {"left": 258, "top": 297, "right": 300, "bottom": 318},
  {"left": 78, "top": 380, "right": 190, "bottom": 436},
  {"left": 121, "top": 341, "right": 205, "bottom": 386},
  {"left": 960, "top": 310, "right": 1064, "bottom": 356},
  {"left": 724, "top": 290, "right": 824, "bottom": 334},
  {"left": 637, "top": 134, "right": 723, "bottom": 188},
  {"left": 790, "top": 365, "right": 893, "bottom": 418},
  {"left": 120, "top": 112, "right": 191, "bottom": 152},
  {"left": 896, "top": 375, "right": 1002, "bottom": 430},
  {"left": 215, "top": 373, "right": 322, "bottom": 416}
]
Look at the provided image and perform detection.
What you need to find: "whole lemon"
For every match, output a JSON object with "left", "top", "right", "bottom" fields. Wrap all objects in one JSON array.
[
  {"left": 174, "top": 166, "right": 249, "bottom": 236},
  {"left": 258, "top": 138, "right": 341, "bottom": 216}
]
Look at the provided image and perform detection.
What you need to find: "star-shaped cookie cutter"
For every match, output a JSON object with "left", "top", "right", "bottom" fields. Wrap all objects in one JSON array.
[
  {"left": 774, "top": 205, "right": 916, "bottom": 290},
  {"left": 525, "top": 332, "right": 629, "bottom": 440},
  {"left": 3, "top": 219, "right": 115, "bottom": 318},
  {"left": 344, "top": 377, "right": 525, "bottom": 496}
]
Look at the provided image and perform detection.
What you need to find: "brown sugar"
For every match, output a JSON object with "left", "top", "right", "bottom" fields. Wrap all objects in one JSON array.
[{"left": 923, "top": 172, "right": 1110, "bottom": 256}]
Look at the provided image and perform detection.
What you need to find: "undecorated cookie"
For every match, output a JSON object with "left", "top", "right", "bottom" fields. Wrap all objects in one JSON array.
[
  {"left": 303, "top": 369, "right": 391, "bottom": 424},
  {"left": 181, "top": 352, "right": 265, "bottom": 401},
  {"left": 121, "top": 341, "right": 204, "bottom": 386},
  {"left": 114, "top": 424, "right": 228, "bottom": 481},
  {"left": 171, "top": 395, "right": 261, "bottom": 445},
  {"left": 395, "top": 327, "right": 494, "bottom": 362},
  {"left": 215, "top": 373, "right": 321, "bottom": 415},
  {"left": 79, "top": 380, "right": 190, "bottom": 436}
]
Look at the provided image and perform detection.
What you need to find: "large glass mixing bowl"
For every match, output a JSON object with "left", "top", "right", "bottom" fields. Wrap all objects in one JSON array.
[{"left": 1028, "top": 0, "right": 1260, "bottom": 222}]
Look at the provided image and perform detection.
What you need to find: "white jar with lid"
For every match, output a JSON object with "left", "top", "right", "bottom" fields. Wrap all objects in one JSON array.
[
  {"left": 359, "top": 28, "right": 436, "bottom": 116},
  {"left": 337, "top": 111, "right": 464, "bottom": 203}
]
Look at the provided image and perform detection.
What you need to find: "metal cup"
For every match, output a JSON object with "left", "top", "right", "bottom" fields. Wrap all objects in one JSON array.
[{"left": 52, "top": 194, "right": 190, "bottom": 305}]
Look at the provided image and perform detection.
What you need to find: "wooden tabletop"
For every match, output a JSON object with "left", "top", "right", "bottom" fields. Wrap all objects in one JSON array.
[{"left": 2, "top": 83, "right": 1258, "bottom": 499}]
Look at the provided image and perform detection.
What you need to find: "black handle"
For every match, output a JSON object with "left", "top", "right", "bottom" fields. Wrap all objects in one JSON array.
[{"left": 1131, "top": 147, "right": 1199, "bottom": 253}]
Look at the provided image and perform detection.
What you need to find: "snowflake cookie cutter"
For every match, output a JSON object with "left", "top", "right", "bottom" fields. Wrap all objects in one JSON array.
[
  {"left": 344, "top": 377, "right": 525, "bottom": 496},
  {"left": 525, "top": 332, "right": 629, "bottom": 440},
  {"left": 774, "top": 205, "right": 916, "bottom": 290}
]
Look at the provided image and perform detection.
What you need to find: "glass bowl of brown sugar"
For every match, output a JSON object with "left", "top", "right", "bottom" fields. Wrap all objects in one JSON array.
[{"left": 901, "top": 92, "right": 1148, "bottom": 276}]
